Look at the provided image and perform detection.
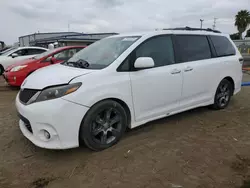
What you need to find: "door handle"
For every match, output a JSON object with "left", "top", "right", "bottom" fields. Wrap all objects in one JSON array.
[
  {"left": 184, "top": 67, "right": 193, "bottom": 72},
  {"left": 171, "top": 69, "right": 181, "bottom": 74}
]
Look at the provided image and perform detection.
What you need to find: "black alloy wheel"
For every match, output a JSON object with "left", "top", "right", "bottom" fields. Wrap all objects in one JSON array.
[
  {"left": 91, "top": 107, "right": 122, "bottom": 145},
  {"left": 213, "top": 79, "right": 233, "bottom": 109},
  {"left": 80, "top": 100, "right": 127, "bottom": 151}
]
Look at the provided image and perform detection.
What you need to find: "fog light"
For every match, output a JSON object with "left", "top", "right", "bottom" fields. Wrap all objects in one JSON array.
[
  {"left": 44, "top": 130, "right": 51, "bottom": 139},
  {"left": 14, "top": 77, "right": 16, "bottom": 82}
]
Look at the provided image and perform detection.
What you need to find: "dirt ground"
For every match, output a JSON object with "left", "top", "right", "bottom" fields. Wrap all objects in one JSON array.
[{"left": 1, "top": 74, "right": 250, "bottom": 188}]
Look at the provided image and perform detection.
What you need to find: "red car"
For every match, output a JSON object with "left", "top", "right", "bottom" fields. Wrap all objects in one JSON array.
[{"left": 3, "top": 46, "right": 85, "bottom": 86}]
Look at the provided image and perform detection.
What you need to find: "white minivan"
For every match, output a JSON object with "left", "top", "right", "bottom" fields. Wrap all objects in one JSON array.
[{"left": 16, "top": 28, "right": 243, "bottom": 151}]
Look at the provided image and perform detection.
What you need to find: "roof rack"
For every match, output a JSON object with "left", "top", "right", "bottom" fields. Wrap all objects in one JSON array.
[{"left": 163, "top": 26, "right": 221, "bottom": 33}]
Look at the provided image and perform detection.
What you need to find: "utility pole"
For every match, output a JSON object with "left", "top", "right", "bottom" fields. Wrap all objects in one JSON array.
[
  {"left": 200, "top": 19, "right": 204, "bottom": 29},
  {"left": 212, "top": 18, "right": 217, "bottom": 30}
]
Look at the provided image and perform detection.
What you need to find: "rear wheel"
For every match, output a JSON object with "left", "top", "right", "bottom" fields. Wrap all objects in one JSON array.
[
  {"left": 212, "top": 79, "right": 233, "bottom": 110},
  {"left": 79, "top": 100, "right": 127, "bottom": 151}
]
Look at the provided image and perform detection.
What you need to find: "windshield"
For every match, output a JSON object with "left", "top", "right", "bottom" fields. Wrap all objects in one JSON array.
[
  {"left": 0, "top": 47, "right": 16, "bottom": 56},
  {"left": 63, "top": 36, "right": 140, "bottom": 69},
  {"left": 32, "top": 49, "right": 56, "bottom": 59}
]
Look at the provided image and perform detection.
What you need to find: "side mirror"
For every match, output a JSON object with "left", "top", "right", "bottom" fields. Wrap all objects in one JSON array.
[
  {"left": 11, "top": 53, "right": 18, "bottom": 58},
  {"left": 134, "top": 57, "right": 155, "bottom": 69}
]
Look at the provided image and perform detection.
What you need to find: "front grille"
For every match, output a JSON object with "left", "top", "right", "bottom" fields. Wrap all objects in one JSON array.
[
  {"left": 18, "top": 113, "right": 33, "bottom": 133},
  {"left": 19, "top": 89, "right": 39, "bottom": 104}
]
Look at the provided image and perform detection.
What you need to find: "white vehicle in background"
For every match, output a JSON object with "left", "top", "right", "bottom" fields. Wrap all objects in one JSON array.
[
  {"left": 0, "top": 46, "right": 48, "bottom": 75},
  {"left": 16, "top": 27, "right": 242, "bottom": 151}
]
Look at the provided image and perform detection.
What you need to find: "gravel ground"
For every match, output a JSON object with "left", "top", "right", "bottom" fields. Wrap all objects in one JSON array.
[{"left": 1, "top": 74, "right": 250, "bottom": 188}]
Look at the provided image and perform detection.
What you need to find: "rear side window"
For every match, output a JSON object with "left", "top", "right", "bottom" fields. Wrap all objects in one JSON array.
[
  {"left": 175, "top": 35, "right": 211, "bottom": 62},
  {"left": 210, "top": 36, "right": 236, "bottom": 57},
  {"left": 134, "top": 35, "right": 175, "bottom": 67},
  {"left": 27, "top": 49, "right": 46, "bottom": 55}
]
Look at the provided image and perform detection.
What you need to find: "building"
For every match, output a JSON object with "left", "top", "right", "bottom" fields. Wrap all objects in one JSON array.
[
  {"left": 19, "top": 32, "right": 81, "bottom": 47},
  {"left": 19, "top": 32, "right": 118, "bottom": 48}
]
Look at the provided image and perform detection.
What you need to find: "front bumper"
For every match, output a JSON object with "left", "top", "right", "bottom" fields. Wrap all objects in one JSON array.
[
  {"left": 2, "top": 72, "right": 8, "bottom": 82},
  {"left": 16, "top": 93, "right": 89, "bottom": 149},
  {"left": 3, "top": 71, "right": 25, "bottom": 87}
]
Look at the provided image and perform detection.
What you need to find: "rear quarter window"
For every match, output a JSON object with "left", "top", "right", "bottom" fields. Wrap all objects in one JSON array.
[{"left": 210, "top": 35, "right": 236, "bottom": 57}]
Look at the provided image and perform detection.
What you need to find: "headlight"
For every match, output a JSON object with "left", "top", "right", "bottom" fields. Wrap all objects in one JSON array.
[
  {"left": 35, "top": 83, "right": 82, "bottom": 103},
  {"left": 10, "top": 65, "right": 27, "bottom": 72}
]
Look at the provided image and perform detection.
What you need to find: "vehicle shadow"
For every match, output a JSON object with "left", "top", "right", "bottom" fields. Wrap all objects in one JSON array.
[
  {"left": 34, "top": 105, "right": 211, "bottom": 157},
  {"left": 34, "top": 105, "right": 215, "bottom": 155},
  {"left": 24, "top": 97, "right": 238, "bottom": 157},
  {"left": 0, "top": 85, "right": 20, "bottom": 92},
  {"left": 125, "top": 106, "right": 210, "bottom": 138}
]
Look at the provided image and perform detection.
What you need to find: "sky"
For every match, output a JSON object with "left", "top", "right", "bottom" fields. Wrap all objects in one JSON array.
[{"left": 0, "top": 0, "right": 249, "bottom": 45}]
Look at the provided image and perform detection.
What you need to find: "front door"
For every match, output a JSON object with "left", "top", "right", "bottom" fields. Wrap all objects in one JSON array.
[{"left": 129, "top": 35, "right": 183, "bottom": 122}]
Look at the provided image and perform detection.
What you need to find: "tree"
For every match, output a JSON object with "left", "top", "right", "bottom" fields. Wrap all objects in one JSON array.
[{"left": 235, "top": 10, "right": 250, "bottom": 39}]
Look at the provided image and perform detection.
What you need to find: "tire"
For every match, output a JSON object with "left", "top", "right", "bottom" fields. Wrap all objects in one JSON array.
[
  {"left": 79, "top": 100, "right": 128, "bottom": 151},
  {"left": 0, "top": 65, "right": 4, "bottom": 75},
  {"left": 212, "top": 79, "right": 233, "bottom": 110}
]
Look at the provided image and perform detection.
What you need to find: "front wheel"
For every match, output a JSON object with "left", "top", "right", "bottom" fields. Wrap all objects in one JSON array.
[
  {"left": 79, "top": 100, "right": 127, "bottom": 151},
  {"left": 212, "top": 79, "right": 233, "bottom": 110}
]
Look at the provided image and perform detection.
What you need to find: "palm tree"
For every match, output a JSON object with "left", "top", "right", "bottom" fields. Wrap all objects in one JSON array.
[{"left": 235, "top": 10, "right": 250, "bottom": 39}]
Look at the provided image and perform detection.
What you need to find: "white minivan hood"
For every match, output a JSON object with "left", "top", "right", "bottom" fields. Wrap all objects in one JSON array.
[{"left": 21, "top": 64, "right": 95, "bottom": 90}]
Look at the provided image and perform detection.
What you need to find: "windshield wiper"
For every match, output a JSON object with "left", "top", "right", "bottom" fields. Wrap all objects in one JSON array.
[
  {"left": 76, "top": 59, "right": 90, "bottom": 68},
  {"left": 64, "top": 59, "right": 90, "bottom": 69}
]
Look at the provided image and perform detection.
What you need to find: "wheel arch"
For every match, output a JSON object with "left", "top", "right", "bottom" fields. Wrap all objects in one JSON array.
[
  {"left": 107, "top": 98, "right": 132, "bottom": 128},
  {"left": 86, "top": 98, "right": 132, "bottom": 128},
  {"left": 78, "top": 97, "right": 132, "bottom": 147},
  {"left": 222, "top": 76, "right": 235, "bottom": 95}
]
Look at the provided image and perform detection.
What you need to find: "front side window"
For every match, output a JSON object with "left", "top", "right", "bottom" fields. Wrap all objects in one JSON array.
[
  {"left": 0, "top": 47, "right": 16, "bottom": 56},
  {"left": 54, "top": 50, "right": 69, "bottom": 59},
  {"left": 54, "top": 48, "right": 80, "bottom": 60},
  {"left": 15, "top": 49, "right": 29, "bottom": 56},
  {"left": 67, "top": 48, "right": 82, "bottom": 58},
  {"left": 64, "top": 36, "right": 140, "bottom": 69},
  {"left": 210, "top": 35, "right": 236, "bottom": 57},
  {"left": 134, "top": 35, "right": 175, "bottom": 67},
  {"left": 43, "top": 48, "right": 81, "bottom": 62},
  {"left": 175, "top": 35, "right": 211, "bottom": 62},
  {"left": 33, "top": 49, "right": 58, "bottom": 60}
]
